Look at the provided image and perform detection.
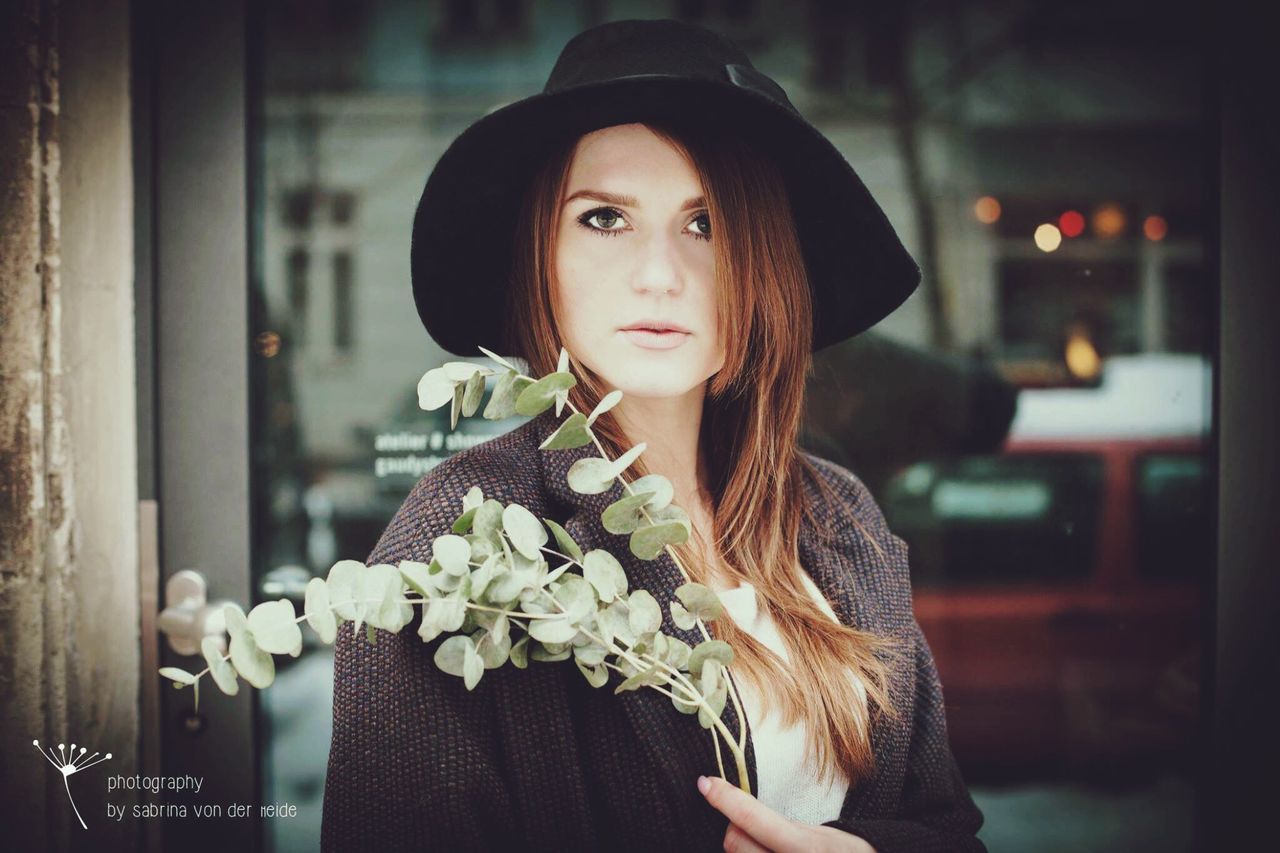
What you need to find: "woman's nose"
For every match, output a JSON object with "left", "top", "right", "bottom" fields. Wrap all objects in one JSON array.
[{"left": 630, "top": 230, "right": 686, "bottom": 297}]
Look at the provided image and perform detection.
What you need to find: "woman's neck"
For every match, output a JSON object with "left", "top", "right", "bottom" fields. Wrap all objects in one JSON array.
[{"left": 611, "top": 385, "right": 709, "bottom": 513}]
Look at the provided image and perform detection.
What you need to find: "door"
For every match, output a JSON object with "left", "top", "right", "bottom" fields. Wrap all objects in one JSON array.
[{"left": 143, "top": 4, "right": 539, "bottom": 850}]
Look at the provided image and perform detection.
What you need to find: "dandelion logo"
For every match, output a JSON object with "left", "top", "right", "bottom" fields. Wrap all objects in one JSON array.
[{"left": 33, "top": 739, "right": 112, "bottom": 830}]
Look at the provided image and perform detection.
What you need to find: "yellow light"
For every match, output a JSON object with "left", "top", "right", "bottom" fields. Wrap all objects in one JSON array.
[
  {"left": 974, "top": 195, "right": 1001, "bottom": 224},
  {"left": 255, "top": 331, "right": 281, "bottom": 358},
  {"left": 1034, "top": 223, "right": 1062, "bottom": 252},
  {"left": 1143, "top": 214, "right": 1168, "bottom": 241},
  {"left": 1064, "top": 326, "right": 1101, "bottom": 380},
  {"left": 1092, "top": 203, "right": 1126, "bottom": 239}
]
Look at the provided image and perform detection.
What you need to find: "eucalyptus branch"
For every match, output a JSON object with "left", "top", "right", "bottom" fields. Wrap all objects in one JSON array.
[{"left": 156, "top": 345, "right": 756, "bottom": 795}]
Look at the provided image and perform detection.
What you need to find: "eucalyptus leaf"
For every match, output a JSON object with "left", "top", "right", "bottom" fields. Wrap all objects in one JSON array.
[
  {"left": 432, "top": 534, "right": 472, "bottom": 576},
  {"left": 482, "top": 369, "right": 520, "bottom": 420},
  {"left": 602, "top": 490, "right": 657, "bottom": 535},
  {"left": 159, "top": 667, "right": 196, "bottom": 686},
  {"left": 303, "top": 577, "right": 339, "bottom": 644},
  {"left": 627, "top": 589, "right": 662, "bottom": 636},
  {"left": 434, "top": 634, "right": 472, "bottom": 677},
  {"left": 502, "top": 504, "right": 548, "bottom": 560},
  {"left": 553, "top": 573, "right": 597, "bottom": 623},
  {"left": 514, "top": 372, "right": 576, "bottom": 417},
  {"left": 417, "top": 366, "right": 458, "bottom": 411},
  {"left": 366, "top": 562, "right": 412, "bottom": 633},
  {"left": 247, "top": 599, "right": 303, "bottom": 656},
  {"left": 539, "top": 411, "right": 592, "bottom": 450},
  {"left": 463, "top": 640, "right": 484, "bottom": 690},
  {"left": 529, "top": 644, "right": 572, "bottom": 663},
  {"left": 566, "top": 457, "right": 616, "bottom": 495},
  {"left": 462, "top": 485, "right": 484, "bottom": 512},
  {"left": 586, "top": 389, "right": 623, "bottom": 426},
  {"left": 676, "top": 582, "right": 725, "bottom": 622},
  {"left": 510, "top": 635, "right": 530, "bottom": 669},
  {"left": 475, "top": 628, "right": 512, "bottom": 669},
  {"left": 527, "top": 615, "right": 579, "bottom": 645},
  {"left": 450, "top": 381, "right": 465, "bottom": 429},
  {"left": 670, "top": 601, "right": 697, "bottom": 631},
  {"left": 628, "top": 473, "right": 674, "bottom": 511},
  {"left": 576, "top": 657, "right": 609, "bottom": 688},
  {"left": 543, "top": 518, "right": 584, "bottom": 563},
  {"left": 630, "top": 521, "right": 690, "bottom": 560},
  {"left": 201, "top": 636, "right": 239, "bottom": 696},
  {"left": 473, "top": 499, "right": 504, "bottom": 543},
  {"left": 477, "top": 345, "right": 517, "bottom": 370},
  {"left": 688, "top": 639, "right": 735, "bottom": 679},
  {"left": 461, "top": 369, "right": 486, "bottom": 417},
  {"left": 398, "top": 561, "right": 434, "bottom": 599},
  {"left": 608, "top": 442, "right": 647, "bottom": 479},
  {"left": 229, "top": 628, "right": 275, "bottom": 689},
  {"left": 614, "top": 661, "right": 665, "bottom": 694},
  {"left": 583, "top": 549, "right": 628, "bottom": 603}
]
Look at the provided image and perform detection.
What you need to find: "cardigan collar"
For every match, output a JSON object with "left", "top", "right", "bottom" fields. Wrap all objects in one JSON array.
[{"left": 522, "top": 408, "right": 877, "bottom": 813}]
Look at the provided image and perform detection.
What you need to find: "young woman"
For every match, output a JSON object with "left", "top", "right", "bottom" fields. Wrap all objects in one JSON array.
[{"left": 323, "top": 19, "right": 984, "bottom": 853}]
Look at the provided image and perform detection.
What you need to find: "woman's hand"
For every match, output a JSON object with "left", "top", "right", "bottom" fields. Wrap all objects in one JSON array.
[{"left": 698, "top": 775, "right": 877, "bottom": 853}]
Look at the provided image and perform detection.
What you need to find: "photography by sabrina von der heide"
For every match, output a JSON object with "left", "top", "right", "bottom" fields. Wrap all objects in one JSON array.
[{"left": 106, "top": 775, "right": 298, "bottom": 820}]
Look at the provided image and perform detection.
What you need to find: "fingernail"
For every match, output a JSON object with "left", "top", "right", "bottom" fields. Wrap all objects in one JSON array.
[{"left": 697, "top": 775, "right": 711, "bottom": 795}]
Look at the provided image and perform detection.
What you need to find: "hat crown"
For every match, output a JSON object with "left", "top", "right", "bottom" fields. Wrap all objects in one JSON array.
[{"left": 544, "top": 19, "right": 754, "bottom": 93}]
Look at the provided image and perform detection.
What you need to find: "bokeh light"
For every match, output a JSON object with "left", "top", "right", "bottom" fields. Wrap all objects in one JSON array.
[
  {"left": 1034, "top": 223, "right": 1062, "bottom": 252},
  {"left": 1092, "top": 203, "right": 1126, "bottom": 239},
  {"left": 1064, "top": 324, "right": 1102, "bottom": 380},
  {"left": 1058, "top": 210, "right": 1085, "bottom": 238},
  {"left": 1143, "top": 214, "right": 1168, "bottom": 241},
  {"left": 255, "top": 330, "right": 281, "bottom": 358},
  {"left": 974, "top": 195, "right": 1001, "bottom": 224}
]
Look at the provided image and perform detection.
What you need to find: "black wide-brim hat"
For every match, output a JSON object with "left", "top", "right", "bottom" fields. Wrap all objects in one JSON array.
[{"left": 411, "top": 18, "right": 921, "bottom": 356}]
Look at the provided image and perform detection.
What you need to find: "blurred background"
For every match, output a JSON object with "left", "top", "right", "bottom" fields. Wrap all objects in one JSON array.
[{"left": 244, "top": 2, "right": 1211, "bottom": 851}]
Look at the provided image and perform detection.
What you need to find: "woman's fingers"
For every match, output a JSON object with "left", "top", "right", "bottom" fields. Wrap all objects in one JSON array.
[
  {"left": 698, "top": 775, "right": 803, "bottom": 852},
  {"left": 724, "top": 821, "right": 773, "bottom": 853}
]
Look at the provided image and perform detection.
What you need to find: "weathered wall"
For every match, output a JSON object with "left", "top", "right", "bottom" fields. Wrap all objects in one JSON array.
[{"left": 0, "top": 0, "right": 140, "bottom": 850}]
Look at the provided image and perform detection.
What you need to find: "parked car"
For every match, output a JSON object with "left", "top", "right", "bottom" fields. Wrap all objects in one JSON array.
[{"left": 882, "top": 354, "right": 1210, "bottom": 779}]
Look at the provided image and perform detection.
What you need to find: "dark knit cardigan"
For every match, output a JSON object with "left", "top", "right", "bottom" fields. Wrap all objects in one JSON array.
[{"left": 322, "top": 409, "right": 986, "bottom": 852}]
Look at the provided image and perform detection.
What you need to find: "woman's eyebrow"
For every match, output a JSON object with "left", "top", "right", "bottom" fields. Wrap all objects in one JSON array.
[{"left": 563, "top": 189, "right": 706, "bottom": 211}]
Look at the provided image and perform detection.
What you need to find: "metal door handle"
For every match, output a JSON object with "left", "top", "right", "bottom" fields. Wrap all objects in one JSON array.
[{"left": 157, "top": 569, "right": 235, "bottom": 657}]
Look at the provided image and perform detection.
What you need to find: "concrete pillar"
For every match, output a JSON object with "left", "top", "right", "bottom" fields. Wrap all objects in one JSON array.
[{"left": 0, "top": 0, "right": 140, "bottom": 849}]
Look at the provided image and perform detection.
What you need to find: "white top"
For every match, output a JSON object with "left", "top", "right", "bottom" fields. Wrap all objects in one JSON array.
[{"left": 706, "top": 572, "right": 851, "bottom": 824}]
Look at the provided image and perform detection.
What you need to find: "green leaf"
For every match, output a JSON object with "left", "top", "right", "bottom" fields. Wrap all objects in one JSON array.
[
  {"left": 473, "top": 499, "right": 504, "bottom": 543},
  {"left": 576, "top": 657, "right": 609, "bottom": 688},
  {"left": 539, "top": 411, "right": 592, "bottom": 450},
  {"left": 514, "top": 371, "right": 576, "bottom": 416},
  {"left": 229, "top": 628, "right": 275, "bottom": 689},
  {"left": 649, "top": 502, "right": 692, "bottom": 536},
  {"left": 553, "top": 573, "right": 597, "bottom": 623},
  {"left": 434, "top": 635, "right": 472, "bottom": 678},
  {"left": 223, "top": 602, "right": 249, "bottom": 636},
  {"left": 698, "top": 665, "right": 729, "bottom": 729},
  {"left": 201, "top": 637, "right": 239, "bottom": 696},
  {"left": 675, "top": 582, "right": 725, "bottom": 622},
  {"left": 627, "top": 589, "right": 662, "bottom": 636},
  {"left": 583, "top": 549, "right": 628, "bottom": 603},
  {"left": 557, "top": 346, "right": 570, "bottom": 374},
  {"left": 510, "top": 635, "right": 530, "bottom": 669},
  {"left": 159, "top": 666, "right": 196, "bottom": 686},
  {"left": 441, "top": 361, "right": 485, "bottom": 382},
  {"left": 450, "top": 382, "right": 465, "bottom": 429},
  {"left": 461, "top": 369, "right": 486, "bottom": 417},
  {"left": 247, "top": 599, "right": 303, "bottom": 656},
  {"left": 417, "top": 366, "right": 458, "bottom": 411},
  {"left": 432, "top": 534, "right": 472, "bottom": 576},
  {"left": 602, "top": 490, "right": 657, "bottom": 535},
  {"left": 608, "top": 442, "right": 647, "bottom": 479},
  {"left": 586, "top": 389, "right": 623, "bottom": 426},
  {"left": 688, "top": 639, "right": 735, "bottom": 679},
  {"left": 566, "top": 457, "right": 616, "bottom": 495},
  {"left": 630, "top": 521, "right": 690, "bottom": 560},
  {"left": 629, "top": 473, "right": 674, "bottom": 511},
  {"left": 477, "top": 345, "right": 518, "bottom": 371},
  {"left": 670, "top": 601, "right": 698, "bottom": 631},
  {"left": 398, "top": 560, "right": 434, "bottom": 599},
  {"left": 543, "top": 517, "right": 584, "bottom": 563},
  {"left": 475, "top": 627, "right": 511, "bottom": 670},
  {"left": 304, "top": 577, "right": 338, "bottom": 644},
  {"left": 613, "top": 660, "right": 665, "bottom": 694},
  {"left": 482, "top": 369, "right": 520, "bottom": 420},
  {"left": 366, "top": 562, "right": 412, "bottom": 633},
  {"left": 527, "top": 615, "right": 579, "bottom": 644},
  {"left": 463, "top": 640, "right": 484, "bottom": 690},
  {"left": 530, "top": 644, "right": 572, "bottom": 663},
  {"left": 502, "top": 503, "right": 548, "bottom": 560},
  {"left": 573, "top": 641, "right": 608, "bottom": 667},
  {"left": 325, "top": 560, "right": 367, "bottom": 625}
]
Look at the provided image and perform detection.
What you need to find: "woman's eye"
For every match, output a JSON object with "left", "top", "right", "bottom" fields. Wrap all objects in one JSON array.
[
  {"left": 578, "top": 207, "right": 628, "bottom": 236},
  {"left": 687, "top": 212, "right": 712, "bottom": 241}
]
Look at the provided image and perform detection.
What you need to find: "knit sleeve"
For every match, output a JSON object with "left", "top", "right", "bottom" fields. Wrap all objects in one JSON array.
[
  {"left": 820, "top": 618, "right": 986, "bottom": 852},
  {"left": 321, "top": 466, "right": 516, "bottom": 853}
]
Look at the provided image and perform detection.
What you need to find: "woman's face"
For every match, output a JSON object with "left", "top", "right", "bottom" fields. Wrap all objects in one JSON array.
[{"left": 553, "top": 123, "right": 725, "bottom": 400}]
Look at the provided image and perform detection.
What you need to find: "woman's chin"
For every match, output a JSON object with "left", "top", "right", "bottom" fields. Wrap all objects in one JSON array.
[{"left": 594, "top": 363, "right": 706, "bottom": 401}]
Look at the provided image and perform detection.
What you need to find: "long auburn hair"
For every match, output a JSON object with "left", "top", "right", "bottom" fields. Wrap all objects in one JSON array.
[{"left": 505, "top": 117, "right": 898, "bottom": 787}]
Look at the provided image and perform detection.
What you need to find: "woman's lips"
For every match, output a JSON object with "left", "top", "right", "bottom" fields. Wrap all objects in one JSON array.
[{"left": 619, "top": 328, "right": 692, "bottom": 350}]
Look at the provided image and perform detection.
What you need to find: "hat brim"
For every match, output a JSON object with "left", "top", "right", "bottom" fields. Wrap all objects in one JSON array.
[{"left": 411, "top": 74, "right": 920, "bottom": 357}]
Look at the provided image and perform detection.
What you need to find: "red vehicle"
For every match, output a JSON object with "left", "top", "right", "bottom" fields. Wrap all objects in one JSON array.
[{"left": 882, "top": 355, "right": 1210, "bottom": 778}]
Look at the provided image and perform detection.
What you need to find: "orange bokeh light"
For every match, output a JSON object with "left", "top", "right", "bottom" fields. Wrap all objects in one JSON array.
[
  {"left": 1143, "top": 214, "right": 1168, "bottom": 241},
  {"left": 1092, "top": 203, "right": 1126, "bottom": 239},
  {"left": 974, "top": 196, "right": 1001, "bottom": 224}
]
